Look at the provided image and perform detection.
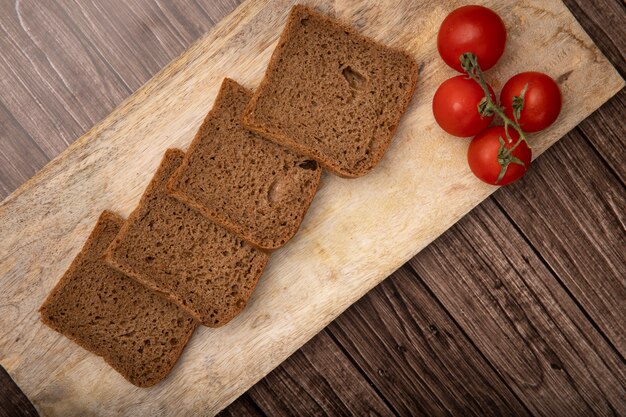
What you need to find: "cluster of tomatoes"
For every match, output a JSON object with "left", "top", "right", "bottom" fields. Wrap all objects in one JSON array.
[{"left": 432, "top": 5, "right": 562, "bottom": 186}]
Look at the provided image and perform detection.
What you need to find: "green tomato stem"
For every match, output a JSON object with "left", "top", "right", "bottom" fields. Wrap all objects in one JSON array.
[
  {"left": 459, "top": 52, "right": 531, "bottom": 185},
  {"left": 460, "top": 52, "right": 530, "bottom": 154}
]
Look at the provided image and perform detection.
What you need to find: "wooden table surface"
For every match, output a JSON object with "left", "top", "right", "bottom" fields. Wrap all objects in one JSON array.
[{"left": 0, "top": 1, "right": 623, "bottom": 416}]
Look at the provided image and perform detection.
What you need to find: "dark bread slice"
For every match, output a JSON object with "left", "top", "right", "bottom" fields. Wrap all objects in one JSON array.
[
  {"left": 241, "top": 5, "right": 419, "bottom": 178},
  {"left": 103, "top": 149, "right": 269, "bottom": 327},
  {"left": 167, "top": 78, "right": 322, "bottom": 251},
  {"left": 39, "top": 211, "right": 197, "bottom": 388}
]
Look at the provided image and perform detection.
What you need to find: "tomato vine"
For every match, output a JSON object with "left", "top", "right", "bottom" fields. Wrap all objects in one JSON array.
[{"left": 460, "top": 52, "right": 530, "bottom": 183}]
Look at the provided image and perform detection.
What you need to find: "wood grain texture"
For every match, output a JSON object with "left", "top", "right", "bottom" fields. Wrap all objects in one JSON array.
[
  {"left": 494, "top": 129, "right": 626, "bottom": 357},
  {"left": 560, "top": 0, "right": 626, "bottom": 183},
  {"left": 0, "top": 0, "right": 241, "bottom": 199},
  {"left": 245, "top": 330, "right": 393, "bottom": 416},
  {"left": 217, "top": 394, "right": 263, "bottom": 417},
  {"left": 327, "top": 265, "right": 530, "bottom": 416},
  {"left": 562, "top": 0, "right": 625, "bottom": 77},
  {"left": 577, "top": 90, "right": 626, "bottom": 183},
  {"left": 0, "top": 367, "right": 39, "bottom": 417},
  {"left": 0, "top": 102, "right": 49, "bottom": 198},
  {"left": 0, "top": 0, "right": 620, "bottom": 416},
  {"left": 0, "top": 0, "right": 129, "bottom": 156},
  {"left": 408, "top": 198, "right": 626, "bottom": 416}
]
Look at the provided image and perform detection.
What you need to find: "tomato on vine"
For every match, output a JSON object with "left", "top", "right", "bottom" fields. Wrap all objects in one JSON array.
[
  {"left": 459, "top": 53, "right": 534, "bottom": 185},
  {"left": 433, "top": 3, "right": 564, "bottom": 187},
  {"left": 500, "top": 72, "right": 562, "bottom": 132},
  {"left": 432, "top": 75, "right": 496, "bottom": 137},
  {"left": 468, "top": 126, "right": 532, "bottom": 186},
  {"left": 437, "top": 5, "right": 507, "bottom": 73}
]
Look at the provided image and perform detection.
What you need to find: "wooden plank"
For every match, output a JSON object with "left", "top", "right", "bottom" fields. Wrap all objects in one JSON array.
[
  {"left": 0, "top": 367, "right": 39, "bottom": 417},
  {"left": 220, "top": 300, "right": 398, "bottom": 417},
  {"left": 576, "top": 91, "right": 625, "bottom": 183},
  {"left": 56, "top": 0, "right": 239, "bottom": 91},
  {"left": 217, "top": 394, "right": 263, "bottom": 417},
  {"left": 559, "top": 0, "right": 625, "bottom": 181},
  {"left": 562, "top": 0, "right": 625, "bottom": 77},
  {"left": 408, "top": 198, "right": 626, "bottom": 416},
  {"left": 244, "top": 330, "right": 393, "bottom": 416},
  {"left": 0, "top": 1, "right": 622, "bottom": 416},
  {"left": 327, "top": 265, "right": 529, "bottom": 416},
  {"left": 0, "top": 0, "right": 130, "bottom": 157},
  {"left": 0, "top": 0, "right": 241, "bottom": 199},
  {"left": 0, "top": 102, "right": 49, "bottom": 199},
  {"left": 494, "top": 130, "right": 626, "bottom": 357}
]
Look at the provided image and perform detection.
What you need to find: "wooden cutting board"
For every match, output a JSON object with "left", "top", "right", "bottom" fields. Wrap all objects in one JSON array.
[{"left": 0, "top": 0, "right": 622, "bottom": 415}]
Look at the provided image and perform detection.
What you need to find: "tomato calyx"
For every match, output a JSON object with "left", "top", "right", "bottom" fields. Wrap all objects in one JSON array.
[
  {"left": 460, "top": 52, "right": 532, "bottom": 184},
  {"left": 496, "top": 136, "right": 526, "bottom": 184},
  {"left": 511, "top": 83, "right": 528, "bottom": 122}
]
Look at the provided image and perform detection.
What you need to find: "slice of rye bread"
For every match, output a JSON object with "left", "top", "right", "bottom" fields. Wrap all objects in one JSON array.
[
  {"left": 167, "top": 78, "right": 322, "bottom": 251},
  {"left": 103, "top": 149, "right": 269, "bottom": 327},
  {"left": 241, "top": 5, "right": 419, "bottom": 178},
  {"left": 39, "top": 211, "right": 197, "bottom": 388}
]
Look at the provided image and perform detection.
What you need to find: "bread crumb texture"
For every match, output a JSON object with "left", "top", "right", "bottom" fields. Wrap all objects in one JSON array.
[
  {"left": 242, "top": 5, "right": 418, "bottom": 177},
  {"left": 168, "top": 78, "right": 321, "bottom": 250},
  {"left": 39, "top": 211, "right": 197, "bottom": 387},
  {"left": 104, "top": 150, "right": 269, "bottom": 327}
]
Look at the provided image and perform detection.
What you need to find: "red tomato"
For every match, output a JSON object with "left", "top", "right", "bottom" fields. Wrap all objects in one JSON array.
[
  {"left": 438, "top": 5, "right": 507, "bottom": 73},
  {"left": 468, "top": 126, "right": 532, "bottom": 186},
  {"left": 500, "top": 72, "right": 562, "bottom": 132},
  {"left": 433, "top": 75, "right": 496, "bottom": 137}
]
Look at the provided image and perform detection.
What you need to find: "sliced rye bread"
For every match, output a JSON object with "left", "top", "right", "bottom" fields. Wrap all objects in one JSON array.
[
  {"left": 39, "top": 210, "right": 197, "bottom": 388},
  {"left": 103, "top": 149, "right": 269, "bottom": 327},
  {"left": 167, "top": 78, "right": 322, "bottom": 251},
  {"left": 241, "top": 5, "right": 419, "bottom": 178}
]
